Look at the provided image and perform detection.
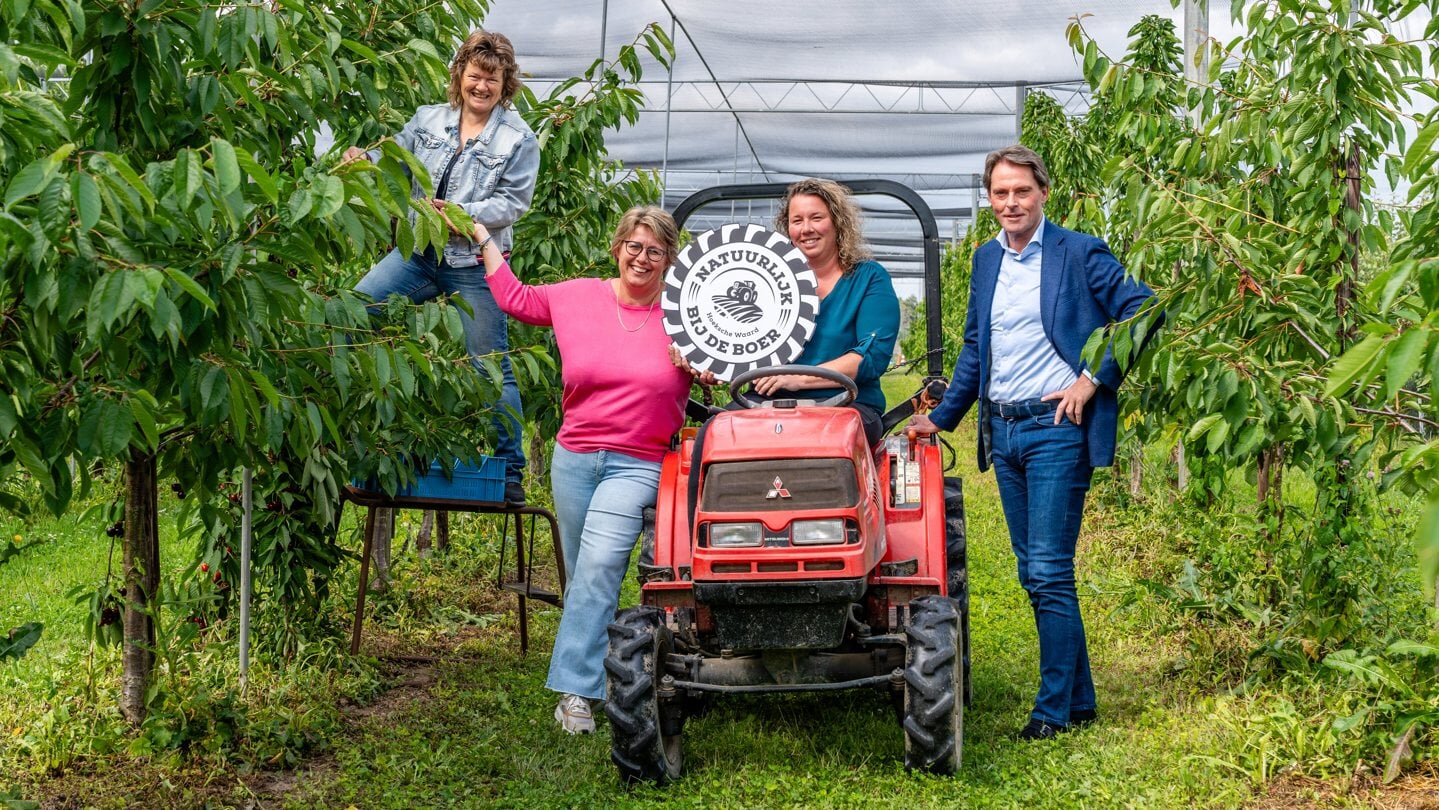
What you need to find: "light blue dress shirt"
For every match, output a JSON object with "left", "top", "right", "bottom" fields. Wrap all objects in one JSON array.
[{"left": 986, "top": 218, "right": 1078, "bottom": 403}]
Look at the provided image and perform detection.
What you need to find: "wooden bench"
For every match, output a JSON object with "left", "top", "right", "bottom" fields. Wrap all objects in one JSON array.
[{"left": 339, "top": 486, "right": 566, "bottom": 654}]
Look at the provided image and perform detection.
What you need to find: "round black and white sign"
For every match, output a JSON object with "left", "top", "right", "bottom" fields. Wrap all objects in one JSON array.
[{"left": 663, "top": 224, "right": 818, "bottom": 380}]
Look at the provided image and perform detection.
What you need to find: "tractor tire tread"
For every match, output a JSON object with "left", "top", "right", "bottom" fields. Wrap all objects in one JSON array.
[
  {"left": 903, "top": 594, "right": 962, "bottom": 775},
  {"left": 604, "top": 606, "right": 681, "bottom": 785}
]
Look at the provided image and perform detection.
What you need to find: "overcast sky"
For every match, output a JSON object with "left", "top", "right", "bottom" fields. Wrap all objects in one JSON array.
[{"left": 477, "top": 2, "right": 1432, "bottom": 297}]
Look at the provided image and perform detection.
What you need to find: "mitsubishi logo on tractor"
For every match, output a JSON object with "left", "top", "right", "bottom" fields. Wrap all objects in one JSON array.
[{"left": 765, "top": 476, "right": 791, "bottom": 499}]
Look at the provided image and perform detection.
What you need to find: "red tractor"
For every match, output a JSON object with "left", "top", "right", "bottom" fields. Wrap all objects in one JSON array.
[{"left": 603, "top": 181, "right": 969, "bottom": 783}]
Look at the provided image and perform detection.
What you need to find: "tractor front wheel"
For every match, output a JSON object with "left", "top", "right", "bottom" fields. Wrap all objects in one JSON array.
[
  {"left": 902, "top": 594, "right": 962, "bottom": 774},
  {"left": 605, "top": 606, "right": 683, "bottom": 784}
]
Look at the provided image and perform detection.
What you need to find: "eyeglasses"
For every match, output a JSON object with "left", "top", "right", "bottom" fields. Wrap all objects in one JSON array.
[{"left": 621, "top": 240, "right": 668, "bottom": 262}]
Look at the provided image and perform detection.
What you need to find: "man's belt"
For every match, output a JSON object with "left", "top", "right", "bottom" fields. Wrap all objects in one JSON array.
[{"left": 990, "top": 398, "right": 1058, "bottom": 419}]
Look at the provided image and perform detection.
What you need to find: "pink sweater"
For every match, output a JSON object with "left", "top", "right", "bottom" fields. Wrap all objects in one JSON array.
[{"left": 489, "top": 264, "right": 692, "bottom": 462}]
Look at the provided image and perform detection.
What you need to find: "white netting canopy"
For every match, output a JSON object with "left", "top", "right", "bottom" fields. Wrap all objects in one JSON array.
[{"left": 481, "top": 1, "right": 1236, "bottom": 289}]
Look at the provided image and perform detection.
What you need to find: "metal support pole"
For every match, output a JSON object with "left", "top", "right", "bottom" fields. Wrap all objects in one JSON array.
[
  {"left": 239, "top": 467, "right": 252, "bottom": 692},
  {"left": 973, "top": 172, "right": 983, "bottom": 227},
  {"left": 660, "top": 14, "right": 677, "bottom": 206},
  {"left": 598, "top": 0, "right": 609, "bottom": 62},
  {"left": 1183, "top": 0, "right": 1210, "bottom": 125},
  {"left": 1014, "top": 83, "right": 1027, "bottom": 141}
]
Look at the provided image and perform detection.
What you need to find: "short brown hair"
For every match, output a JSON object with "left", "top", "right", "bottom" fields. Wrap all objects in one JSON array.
[
  {"left": 983, "top": 145, "right": 1051, "bottom": 192},
  {"left": 610, "top": 206, "right": 680, "bottom": 261},
  {"left": 773, "top": 178, "right": 871, "bottom": 274},
  {"left": 447, "top": 30, "right": 522, "bottom": 109}
]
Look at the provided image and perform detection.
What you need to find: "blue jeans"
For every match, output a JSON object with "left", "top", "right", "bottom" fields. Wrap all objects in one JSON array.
[
  {"left": 355, "top": 249, "right": 525, "bottom": 483},
  {"left": 990, "top": 410, "right": 1096, "bottom": 727},
  {"left": 545, "top": 445, "right": 662, "bottom": 700}
]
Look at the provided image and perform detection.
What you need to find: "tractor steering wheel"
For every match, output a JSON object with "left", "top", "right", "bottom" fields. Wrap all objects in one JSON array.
[{"left": 728, "top": 365, "right": 859, "bottom": 409}]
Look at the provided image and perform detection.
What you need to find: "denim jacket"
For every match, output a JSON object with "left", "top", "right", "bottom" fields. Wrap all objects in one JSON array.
[{"left": 388, "top": 103, "right": 539, "bottom": 267}]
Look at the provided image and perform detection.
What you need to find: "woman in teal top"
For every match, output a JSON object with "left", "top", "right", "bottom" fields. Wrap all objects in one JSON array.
[{"left": 750, "top": 178, "right": 901, "bottom": 444}]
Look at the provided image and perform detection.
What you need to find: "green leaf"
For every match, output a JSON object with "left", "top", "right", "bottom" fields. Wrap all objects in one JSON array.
[
  {"left": 312, "top": 175, "right": 344, "bottom": 218},
  {"left": 128, "top": 396, "right": 159, "bottom": 450},
  {"left": 0, "top": 394, "right": 18, "bottom": 438},
  {"left": 225, "top": 367, "right": 249, "bottom": 437},
  {"left": 168, "top": 150, "right": 198, "bottom": 207},
  {"left": 5, "top": 157, "right": 54, "bottom": 206},
  {"left": 233, "top": 146, "right": 277, "bottom": 203},
  {"left": 373, "top": 345, "right": 391, "bottom": 387},
  {"left": 96, "top": 400, "right": 133, "bottom": 455},
  {"left": 211, "top": 138, "right": 241, "bottom": 194},
  {"left": 286, "top": 187, "right": 313, "bottom": 225},
  {"left": 405, "top": 38, "right": 441, "bottom": 62},
  {"left": 1418, "top": 496, "right": 1439, "bottom": 601},
  {"left": 248, "top": 369, "right": 281, "bottom": 408},
  {"left": 163, "top": 267, "right": 216, "bottom": 311},
  {"left": 1403, "top": 117, "right": 1439, "bottom": 176},
  {"left": 200, "top": 366, "right": 228, "bottom": 418},
  {"left": 379, "top": 139, "right": 432, "bottom": 191},
  {"left": 87, "top": 272, "right": 134, "bottom": 339},
  {"left": 3, "top": 0, "right": 34, "bottom": 29},
  {"left": 1323, "top": 333, "right": 1386, "bottom": 397},
  {"left": 1205, "top": 418, "right": 1230, "bottom": 453},
  {"left": 0, "top": 622, "right": 43, "bottom": 662},
  {"left": 1387, "top": 639, "right": 1439, "bottom": 658},
  {"left": 1385, "top": 327, "right": 1428, "bottom": 400},
  {"left": 71, "top": 172, "right": 101, "bottom": 230},
  {"left": 99, "top": 153, "right": 155, "bottom": 210},
  {"left": 395, "top": 213, "right": 415, "bottom": 257},
  {"left": 1186, "top": 413, "right": 1223, "bottom": 443},
  {"left": 340, "top": 38, "right": 380, "bottom": 63}
]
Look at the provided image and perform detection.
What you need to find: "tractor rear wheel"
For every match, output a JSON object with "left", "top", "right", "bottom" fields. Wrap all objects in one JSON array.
[
  {"left": 943, "top": 476, "right": 972, "bottom": 707},
  {"left": 605, "top": 606, "right": 683, "bottom": 784},
  {"left": 902, "top": 594, "right": 962, "bottom": 774}
]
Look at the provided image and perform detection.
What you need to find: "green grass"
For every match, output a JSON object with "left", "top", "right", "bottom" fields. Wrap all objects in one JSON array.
[
  {"left": 264, "top": 412, "right": 1256, "bottom": 808},
  {"left": 0, "top": 375, "right": 1421, "bottom": 807}
]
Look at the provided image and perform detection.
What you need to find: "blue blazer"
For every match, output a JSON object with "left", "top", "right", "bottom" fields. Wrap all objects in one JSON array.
[{"left": 928, "top": 221, "right": 1158, "bottom": 470}]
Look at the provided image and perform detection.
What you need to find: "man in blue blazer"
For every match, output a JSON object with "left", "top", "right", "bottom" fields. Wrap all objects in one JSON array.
[{"left": 909, "top": 145, "right": 1159, "bottom": 740}]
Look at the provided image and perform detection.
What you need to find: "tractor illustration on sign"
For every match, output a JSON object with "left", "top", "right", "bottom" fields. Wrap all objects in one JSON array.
[
  {"left": 711, "top": 278, "right": 763, "bottom": 324},
  {"left": 605, "top": 181, "right": 968, "bottom": 784},
  {"left": 725, "top": 278, "right": 758, "bottom": 304}
]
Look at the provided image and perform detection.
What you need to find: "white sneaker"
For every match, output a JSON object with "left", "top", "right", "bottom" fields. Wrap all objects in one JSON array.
[{"left": 555, "top": 693, "right": 595, "bottom": 734}]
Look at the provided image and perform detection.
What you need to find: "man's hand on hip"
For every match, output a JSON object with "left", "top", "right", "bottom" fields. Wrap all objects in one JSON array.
[{"left": 1041, "top": 375, "right": 1097, "bottom": 425}]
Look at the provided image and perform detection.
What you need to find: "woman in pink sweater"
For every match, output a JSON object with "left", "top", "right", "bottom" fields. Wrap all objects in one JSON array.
[{"left": 473, "top": 207, "right": 692, "bottom": 734}]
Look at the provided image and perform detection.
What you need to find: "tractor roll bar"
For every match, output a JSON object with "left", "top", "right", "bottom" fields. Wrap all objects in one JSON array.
[{"left": 670, "top": 180, "right": 946, "bottom": 381}]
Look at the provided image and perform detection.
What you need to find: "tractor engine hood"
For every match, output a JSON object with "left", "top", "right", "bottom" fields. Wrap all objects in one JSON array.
[{"left": 699, "top": 408, "right": 868, "bottom": 464}]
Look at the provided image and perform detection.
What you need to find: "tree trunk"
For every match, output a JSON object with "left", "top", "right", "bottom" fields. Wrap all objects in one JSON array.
[
  {"left": 121, "top": 450, "right": 159, "bottom": 726},
  {"left": 527, "top": 431, "right": 546, "bottom": 488},
  {"left": 1337, "top": 141, "right": 1361, "bottom": 347},
  {"left": 436, "top": 510, "right": 450, "bottom": 552},
  {"left": 369, "top": 507, "right": 394, "bottom": 592},
  {"left": 1170, "top": 260, "right": 1187, "bottom": 494},
  {"left": 1257, "top": 444, "right": 1286, "bottom": 557},
  {"left": 1257, "top": 444, "right": 1285, "bottom": 506},
  {"left": 1129, "top": 447, "right": 1143, "bottom": 497},
  {"left": 1330, "top": 141, "right": 1362, "bottom": 515},
  {"left": 416, "top": 510, "right": 435, "bottom": 559},
  {"left": 1173, "top": 441, "right": 1188, "bottom": 492}
]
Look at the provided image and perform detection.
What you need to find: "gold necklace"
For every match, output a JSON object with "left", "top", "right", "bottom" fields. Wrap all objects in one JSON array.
[{"left": 616, "top": 289, "right": 658, "bottom": 333}]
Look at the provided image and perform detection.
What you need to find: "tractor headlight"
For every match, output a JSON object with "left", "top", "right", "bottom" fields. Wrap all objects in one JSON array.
[
  {"left": 709, "top": 522, "right": 763, "bottom": 548},
  {"left": 791, "top": 519, "right": 846, "bottom": 546}
]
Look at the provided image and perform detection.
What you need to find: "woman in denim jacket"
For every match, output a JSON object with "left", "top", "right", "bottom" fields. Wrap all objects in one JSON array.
[{"left": 346, "top": 30, "right": 540, "bottom": 505}]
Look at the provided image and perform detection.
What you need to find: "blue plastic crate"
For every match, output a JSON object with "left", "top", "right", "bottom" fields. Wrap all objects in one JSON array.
[{"left": 361, "top": 457, "right": 505, "bottom": 503}]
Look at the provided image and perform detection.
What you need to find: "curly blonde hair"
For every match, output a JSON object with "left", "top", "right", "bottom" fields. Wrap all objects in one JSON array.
[
  {"left": 773, "top": 178, "right": 871, "bottom": 274},
  {"left": 447, "top": 30, "right": 522, "bottom": 109}
]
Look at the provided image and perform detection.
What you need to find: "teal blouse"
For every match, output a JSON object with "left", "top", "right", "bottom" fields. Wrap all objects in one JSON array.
[{"left": 792, "top": 260, "right": 900, "bottom": 413}]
